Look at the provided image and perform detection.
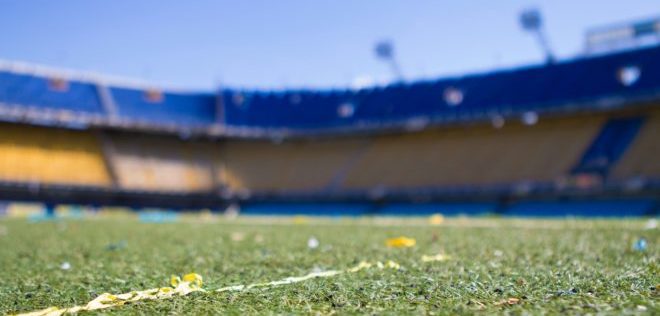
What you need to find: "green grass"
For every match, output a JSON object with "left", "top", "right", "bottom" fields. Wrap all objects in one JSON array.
[{"left": 0, "top": 216, "right": 657, "bottom": 315}]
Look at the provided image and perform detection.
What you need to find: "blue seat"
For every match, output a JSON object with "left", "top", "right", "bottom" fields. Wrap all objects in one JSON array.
[
  {"left": 0, "top": 71, "right": 104, "bottom": 114},
  {"left": 222, "top": 45, "right": 660, "bottom": 129},
  {"left": 572, "top": 117, "right": 645, "bottom": 176},
  {"left": 110, "top": 87, "right": 216, "bottom": 126}
]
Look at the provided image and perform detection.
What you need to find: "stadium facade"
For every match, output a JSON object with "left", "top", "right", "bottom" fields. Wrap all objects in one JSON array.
[{"left": 0, "top": 45, "right": 659, "bottom": 216}]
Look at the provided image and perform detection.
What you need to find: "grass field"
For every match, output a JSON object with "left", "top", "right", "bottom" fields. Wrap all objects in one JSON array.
[{"left": 0, "top": 215, "right": 657, "bottom": 315}]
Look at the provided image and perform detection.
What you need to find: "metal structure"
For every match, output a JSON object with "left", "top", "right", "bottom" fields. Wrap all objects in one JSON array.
[
  {"left": 586, "top": 17, "right": 660, "bottom": 54},
  {"left": 520, "top": 8, "right": 555, "bottom": 63},
  {"left": 374, "top": 40, "right": 404, "bottom": 81}
]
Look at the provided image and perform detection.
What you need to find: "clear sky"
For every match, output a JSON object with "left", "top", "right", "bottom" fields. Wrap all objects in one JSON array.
[{"left": 0, "top": 0, "right": 657, "bottom": 90}]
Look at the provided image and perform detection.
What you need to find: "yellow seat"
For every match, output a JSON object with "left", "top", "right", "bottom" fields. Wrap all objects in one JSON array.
[
  {"left": 0, "top": 123, "right": 111, "bottom": 186},
  {"left": 108, "top": 134, "right": 215, "bottom": 192}
]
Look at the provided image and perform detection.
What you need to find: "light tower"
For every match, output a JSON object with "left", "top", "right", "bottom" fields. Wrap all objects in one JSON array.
[
  {"left": 520, "top": 8, "right": 555, "bottom": 63},
  {"left": 374, "top": 40, "right": 404, "bottom": 82}
]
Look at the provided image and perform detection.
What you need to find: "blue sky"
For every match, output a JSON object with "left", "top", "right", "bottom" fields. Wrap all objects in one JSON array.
[{"left": 0, "top": 1, "right": 656, "bottom": 90}]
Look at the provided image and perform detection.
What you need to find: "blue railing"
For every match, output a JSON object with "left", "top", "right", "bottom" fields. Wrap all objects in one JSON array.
[{"left": 572, "top": 117, "right": 644, "bottom": 176}]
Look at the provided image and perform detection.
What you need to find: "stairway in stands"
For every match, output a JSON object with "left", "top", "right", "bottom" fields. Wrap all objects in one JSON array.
[{"left": 572, "top": 117, "right": 644, "bottom": 177}]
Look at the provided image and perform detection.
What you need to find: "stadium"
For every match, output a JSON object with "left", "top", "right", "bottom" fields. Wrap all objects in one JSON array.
[{"left": 0, "top": 3, "right": 658, "bottom": 315}]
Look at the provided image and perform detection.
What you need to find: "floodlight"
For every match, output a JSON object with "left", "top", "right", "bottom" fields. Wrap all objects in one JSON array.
[
  {"left": 375, "top": 41, "right": 394, "bottom": 60},
  {"left": 374, "top": 40, "right": 404, "bottom": 81},
  {"left": 520, "top": 9, "right": 542, "bottom": 31},
  {"left": 519, "top": 8, "right": 555, "bottom": 63}
]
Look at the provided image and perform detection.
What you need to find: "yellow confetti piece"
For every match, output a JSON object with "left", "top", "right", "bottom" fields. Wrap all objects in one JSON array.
[
  {"left": 170, "top": 275, "right": 180, "bottom": 287},
  {"left": 292, "top": 216, "right": 309, "bottom": 224},
  {"left": 183, "top": 273, "right": 203, "bottom": 288},
  {"left": 386, "top": 236, "right": 416, "bottom": 248},
  {"left": 421, "top": 253, "right": 451, "bottom": 262},
  {"left": 429, "top": 214, "right": 444, "bottom": 225}
]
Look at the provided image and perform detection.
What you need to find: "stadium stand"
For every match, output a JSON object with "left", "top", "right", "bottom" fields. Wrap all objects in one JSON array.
[
  {"left": 341, "top": 117, "right": 603, "bottom": 189},
  {"left": 110, "top": 87, "right": 217, "bottom": 126},
  {"left": 0, "top": 71, "right": 104, "bottom": 115},
  {"left": 0, "top": 45, "right": 659, "bottom": 215},
  {"left": 0, "top": 123, "right": 110, "bottom": 186},
  {"left": 572, "top": 116, "right": 644, "bottom": 177},
  {"left": 218, "top": 139, "right": 366, "bottom": 193},
  {"left": 104, "top": 132, "right": 216, "bottom": 192},
  {"left": 611, "top": 110, "right": 660, "bottom": 180},
  {"left": 222, "top": 45, "right": 660, "bottom": 129}
]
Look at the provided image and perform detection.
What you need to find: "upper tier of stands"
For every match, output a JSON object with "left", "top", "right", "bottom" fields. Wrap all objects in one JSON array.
[
  {"left": 109, "top": 87, "right": 217, "bottom": 126},
  {"left": 0, "top": 71, "right": 104, "bottom": 114},
  {"left": 223, "top": 45, "right": 660, "bottom": 130},
  {"left": 0, "top": 45, "right": 658, "bottom": 133}
]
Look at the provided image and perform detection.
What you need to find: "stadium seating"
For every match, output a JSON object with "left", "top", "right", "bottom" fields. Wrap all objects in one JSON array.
[
  {"left": 0, "top": 71, "right": 104, "bottom": 114},
  {"left": 1, "top": 45, "right": 658, "bottom": 133},
  {"left": 109, "top": 87, "right": 217, "bottom": 126},
  {"left": 222, "top": 45, "right": 660, "bottom": 129},
  {"left": 341, "top": 117, "right": 603, "bottom": 189},
  {"left": 0, "top": 45, "right": 659, "bottom": 215},
  {"left": 611, "top": 110, "right": 660, "bottom": 180},
  {"left": 105, "top": 133, "right": 216, "bottom": 192},
  {"left": 0, "top": 123, "right": 110, "bottom": 186},
  {"left": 219, "top": 139, "right": 365, "bottom": 192}
]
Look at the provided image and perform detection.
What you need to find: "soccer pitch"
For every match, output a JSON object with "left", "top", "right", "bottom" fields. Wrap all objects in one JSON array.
[{"left": 0, "top": 216, "right": 657, "bottom": 315}]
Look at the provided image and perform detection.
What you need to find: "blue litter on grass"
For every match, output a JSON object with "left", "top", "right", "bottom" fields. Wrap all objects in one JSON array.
[
  {"left": 633, "top": 238, "right": 647, "bottom": 251},
  {"left": 139, "top": 211, "right": 179, "bottom": 223},
  {"left": 27, "top": 213, "right": 57, "bottom": 222}
]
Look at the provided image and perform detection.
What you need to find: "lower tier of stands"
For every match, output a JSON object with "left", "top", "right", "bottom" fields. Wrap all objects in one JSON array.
[
  {"left": 105, "top": 132, "right": 217, "bottom": 192},
  {"left": 611, "top": 110, "right": 660, "bottom": 180},
  {"left": 218, "top": 138, "right": 366, "bottom": 192},
  {"left": 0, "top": 109, "right": 658, "bottom": 198},
  {"left": 343, "top": 117, "right": 602, "bottom": 189},
  {"left": 0, "top": 123, "right": 111, "bottom": 186}
]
